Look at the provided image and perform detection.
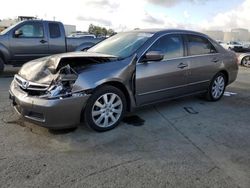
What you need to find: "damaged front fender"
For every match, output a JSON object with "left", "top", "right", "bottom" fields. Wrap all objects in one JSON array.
[{"left": 72, "top": 54, "right": 137, "bottom": 110}]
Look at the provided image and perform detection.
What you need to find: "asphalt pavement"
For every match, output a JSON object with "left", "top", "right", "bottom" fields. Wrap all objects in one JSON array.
[{"left": 0, "top": 66, "right": 250, "bottom": 188}]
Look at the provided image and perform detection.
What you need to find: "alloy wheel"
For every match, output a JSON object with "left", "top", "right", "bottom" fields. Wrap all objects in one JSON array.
[
  {"left": 211, "top": 75, "right": 225, "bottom": 99},
  {"left": 242, "top": 56, "right": 250, "bottom": 67},
  {"left": 91, "top": 93, "right": 123, "bottom": 128}
]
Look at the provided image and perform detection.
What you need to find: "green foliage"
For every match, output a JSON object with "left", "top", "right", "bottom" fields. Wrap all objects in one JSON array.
[{"left": 88, "top": 24, "right": 116, "bottom": 37}]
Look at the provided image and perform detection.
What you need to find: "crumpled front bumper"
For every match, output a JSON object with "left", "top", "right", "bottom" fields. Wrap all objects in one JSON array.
[{"left": 9, "top": 81, "right": 90, "bottom": 129}]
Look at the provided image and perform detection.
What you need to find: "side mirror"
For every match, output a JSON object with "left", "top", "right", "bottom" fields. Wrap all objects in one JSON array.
[
  {"left": 142, "top": 51, "right": 164, "bottom": 62},
  {"left": 14, "top": 30, "right": 23, "bottom": 37}
]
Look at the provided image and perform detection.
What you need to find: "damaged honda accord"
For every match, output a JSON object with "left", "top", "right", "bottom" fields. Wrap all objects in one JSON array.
[{"left": 9, "top": 29, "right": 238, "bottom": 131}]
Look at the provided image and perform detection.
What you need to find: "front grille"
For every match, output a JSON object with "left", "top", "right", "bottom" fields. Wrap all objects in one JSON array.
[
  {"left": 15, "top": 75, "right": 23, "bottom": 86},
  {"left": 21, "top": 89, "right": 47, "bottom": 96},
  {"left": 14, "top": 74, "right": 49, "bottom": 94}
]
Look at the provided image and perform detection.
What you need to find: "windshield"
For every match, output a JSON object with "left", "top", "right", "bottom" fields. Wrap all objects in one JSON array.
[
  {"left": 0, "top": 22, "right": 20, "bottom": 35},
  {"left": 88, "top": 32, "right": 153, "bottom": 58}
]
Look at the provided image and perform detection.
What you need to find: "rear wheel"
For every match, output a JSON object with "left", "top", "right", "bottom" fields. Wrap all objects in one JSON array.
[
  {"left": 241, "top": 56, "right": 250, "bottom": 67},
  {"left": 84, "top": 85, "right": 126, "bottom": 132},
  {"left": 0, "top": 57, "right": 4, "bottom": 73},
  {"left": 206, "top": 72, "right": 226, "bottom": 101}
]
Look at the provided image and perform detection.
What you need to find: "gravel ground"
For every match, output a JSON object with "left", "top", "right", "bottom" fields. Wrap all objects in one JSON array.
[{"left": 0, "top": 66, "right": 250, "bottom": 188}]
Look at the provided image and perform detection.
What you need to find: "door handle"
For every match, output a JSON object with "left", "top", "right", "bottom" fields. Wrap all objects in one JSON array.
[
  {"left": 211, "top": 58, "right": 219, "bottom": 63},
  {"left": 40, "top": 39, "right": 47, "bottom": 44},
  {"left": 177, "top": 63, "right": 188, "bottom": 69}
]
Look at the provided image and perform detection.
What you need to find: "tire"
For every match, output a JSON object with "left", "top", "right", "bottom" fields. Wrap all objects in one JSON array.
[
  {"left": 241, "top": 56, "right": 250, "bottom": 67},
  {"left": 84, "top": 85, "right": 126, "bottom": 132},
  {"left": 206, "top": 72, "right": 226, "bottom": 101},
  {"left": 0, "top": 57, "right": 4, "bottom": 73}
]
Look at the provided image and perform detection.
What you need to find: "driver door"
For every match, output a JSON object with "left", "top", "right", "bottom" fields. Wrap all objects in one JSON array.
[
  {"left": 9, "top": 21, "right": 49, "bottom": 63},
  {"left": 135, "top": 34, "right": 189, "bottom": 105}
]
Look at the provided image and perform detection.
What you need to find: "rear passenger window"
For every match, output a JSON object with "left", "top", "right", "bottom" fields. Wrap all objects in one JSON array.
[
  {"left": 187, "top": 35, "right": 217, "bottom": 56},
  {"left": 49, "top": 23, "right": 61, "bottom": 38},
  {"left": 149, "top": 35, "right": 184, "bottom": 60}
]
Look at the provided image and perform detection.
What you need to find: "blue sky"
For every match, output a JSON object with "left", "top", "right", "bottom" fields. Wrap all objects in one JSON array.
[{"left": 0, "top": 0, "right": 249, "bottom": 31}]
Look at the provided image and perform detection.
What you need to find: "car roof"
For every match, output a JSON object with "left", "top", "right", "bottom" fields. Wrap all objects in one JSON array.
[
  {"left": 127, "top": 28, "right": 208, "bottom": 37},
  {"left": 19, "top": 19, "right": 62, "bottom": 24}
]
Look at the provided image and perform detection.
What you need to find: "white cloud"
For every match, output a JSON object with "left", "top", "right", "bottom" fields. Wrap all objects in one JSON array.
[
  {"left": 77, "top": 16, "right": 112, "bottom": 27},
  {"left": 142, "top": 12, "right": 164, "bottom": 25},
  {"left": 0, "top": 0, "right": 189, "bottom": 31},
  {"left": 0, "top": 0, "right": 250, "bottom": 32},
  {"left": 200, "top": 0, "right": 250, "bottom": 31},
  {"left": 146, "top": 0, "right": 212, "bottom": 7}
]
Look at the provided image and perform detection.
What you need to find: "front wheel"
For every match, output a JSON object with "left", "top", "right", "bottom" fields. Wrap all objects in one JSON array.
[
  {"left": 84, "top": 85, "right": 126, "bottom": 132},
  {"left": 206, "top": 73, "right": 226, "bottom": 101}
]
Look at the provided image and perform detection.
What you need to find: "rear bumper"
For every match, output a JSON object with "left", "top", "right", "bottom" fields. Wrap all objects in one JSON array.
[{"left": 9, "top": 81, "right": 90, "bottom": 129}]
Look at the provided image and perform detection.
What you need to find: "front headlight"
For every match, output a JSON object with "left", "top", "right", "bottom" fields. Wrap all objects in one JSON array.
[
  {"left": 39, "top": 65, "right": 82, "bottom": 99},
  {"left": 40, "top": 83, "right": 86, "bottom": 99}
]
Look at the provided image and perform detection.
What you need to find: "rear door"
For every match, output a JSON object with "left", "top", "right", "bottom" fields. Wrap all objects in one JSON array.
[
  {"left": 184, "top": 34, "right": 222, "bottom": 93},
  {"left": 47, "top": 22, "right": 67, "bottom": 54},
  {"left": 9, "top": 21, "right": 49, "bottom": 62},
  {"left": 136, "top": 34, "right": 190, "bottom": 105}
]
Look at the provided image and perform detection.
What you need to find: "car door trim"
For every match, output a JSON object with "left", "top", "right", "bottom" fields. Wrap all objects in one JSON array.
[
  {"left": 137, "top": 80, "right": 210, "bottom": 96},
  {"left": 139, "top": 53, "right": 220, "bottom": 65}
]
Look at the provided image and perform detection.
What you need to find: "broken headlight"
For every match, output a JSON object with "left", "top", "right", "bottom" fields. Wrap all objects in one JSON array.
[{"left": 40, "top": 65, "right": 84, "bottom": 99}]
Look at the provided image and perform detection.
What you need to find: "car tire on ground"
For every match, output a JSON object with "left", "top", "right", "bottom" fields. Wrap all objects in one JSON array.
[
  {"left": 241, "top": 56, "right": 250, "bottom": 67},
  {"left": 84, "top": 85, "right": 126, "bottom": 132},
  {"left": 0, "top": 57, "right": 4, "bottom": 73},
  {"left": 206, "top": 72, "right": 226, "bottom": 101}
]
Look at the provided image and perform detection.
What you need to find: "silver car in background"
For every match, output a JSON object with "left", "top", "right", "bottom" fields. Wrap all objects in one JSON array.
[
  {"left": 238, "top": 53, "right": 250, "bottom": 67},
  {"left": 9, "top": 29, "right": 238, "bottom": 131}
]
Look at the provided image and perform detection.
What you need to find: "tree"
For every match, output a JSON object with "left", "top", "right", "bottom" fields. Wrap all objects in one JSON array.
[
  {"left": 88, "top": 24, "right": 95, "bottom": 35},
  {"left": 107, "top": 29, "right": 116, "bottom": 36},
  {"left": 88, "top": 24, "right": 116, "bottom": 37}
]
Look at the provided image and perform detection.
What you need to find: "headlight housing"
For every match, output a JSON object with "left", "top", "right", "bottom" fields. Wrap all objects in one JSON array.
[{"left": 39, "top": 65, "right": 85, "bottom": 99}]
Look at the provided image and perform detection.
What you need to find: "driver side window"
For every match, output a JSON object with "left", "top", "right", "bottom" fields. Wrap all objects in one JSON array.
[
  {"left": 14, "top": 23, "right": 44, "bottom": 38},
  {"left": 149, "top": 34, "right": 184, "bottom": 60}
]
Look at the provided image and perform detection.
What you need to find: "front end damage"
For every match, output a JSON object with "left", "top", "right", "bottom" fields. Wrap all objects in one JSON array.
[
  {"left": 16, "top": 53, "right": 117, "bottom": 99},
  {"left": 9, "top": 52, "right": 121, "bottom": 129},
  {"left": 14, "top": 64, "right": 82, "bottom": 99}
]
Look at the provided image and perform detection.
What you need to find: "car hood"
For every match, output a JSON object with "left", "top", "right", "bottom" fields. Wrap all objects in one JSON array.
[{"left": 18, "top": 52, "right": 118, "bottom": 84}]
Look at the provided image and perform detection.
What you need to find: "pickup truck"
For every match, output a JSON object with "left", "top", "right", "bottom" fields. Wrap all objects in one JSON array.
[{"left": 0, "top": 20, "right": 104, "bottom": 72}]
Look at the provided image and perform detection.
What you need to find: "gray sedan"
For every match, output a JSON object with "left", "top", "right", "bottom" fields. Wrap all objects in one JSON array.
[{"left": 9, "top": 29, "right": 238, "bottom": 131}]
